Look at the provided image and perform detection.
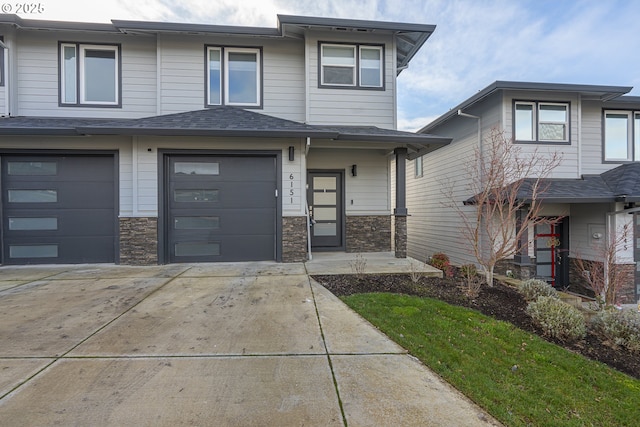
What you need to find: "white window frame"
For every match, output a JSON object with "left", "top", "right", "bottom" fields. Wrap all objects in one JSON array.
[
  {"left": 538, "top": 102, "right": 569, "bottom": 142},
  {"left": 207, "top": 47, "right": 222, "bottom": 106},
  {"left": 320, "top": 43, "right": 384, "bottom": 89},
  {"left": 60, "top": 43, "right": 120, "bottom": 106},
  {"left": 224, "top": 47, "right": 261, "bottom": 107},
  {"left": 359, "top": 46, "right": 383, "bottom": 88},
  {"left": 206, "top": 46, "right": 262, "bottom": 107},
  {"left": 604, "top": 110, "right": 633, "bottom": 162},
  {"left": 513, "top": 101, "right": 569, "bottom": 143},
  {"left": 414, "top": 156, "right": 423, "bottom": 178},
  {"left": 320, "top": 44, "right": 356, "bottom": 87}
]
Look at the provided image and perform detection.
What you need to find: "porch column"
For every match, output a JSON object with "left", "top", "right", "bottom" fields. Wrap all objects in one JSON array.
[
  {"left": 394, "top": 148, "right": 408, "bottom": 258},
  {"left": 514, "top": 207, "right": 530, "bottom": 264}
]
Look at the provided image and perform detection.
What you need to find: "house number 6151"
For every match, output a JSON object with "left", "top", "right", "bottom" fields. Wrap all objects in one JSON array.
[{"left": 289, "top": 174, "right": 295, "bottom": 204}]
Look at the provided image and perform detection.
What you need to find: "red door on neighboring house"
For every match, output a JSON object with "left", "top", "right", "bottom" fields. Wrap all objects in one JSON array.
[{"left": 535, "top": 218, "right": 569, "bottom": 287}]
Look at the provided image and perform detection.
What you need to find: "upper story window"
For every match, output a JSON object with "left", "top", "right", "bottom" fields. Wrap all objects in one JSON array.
[
  {"left": 319, "top": 43, "right": 384, "bottom": 89},
  {"left": 604, "top": 110, "right": 640, "bottom": 162},
  {"left": 60, "top": 43, "right": 121, "bottom": 107},
  {"left": 514, "top": 101, "right": 569, "bottom": 143},
  {"left": 207, "top": 46, "right": 262, "bottom": 107}
]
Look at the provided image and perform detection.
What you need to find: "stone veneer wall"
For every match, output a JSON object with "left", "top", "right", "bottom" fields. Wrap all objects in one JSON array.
[
  {"left": 346, "top": 215, "right": 391, "bottom": 253},
  {"left": 495, "top": 259, "right": 536, "bottom": 281},
  {"left": 282, "top": 216, "right": 308, "bottom": 262},
  {"left": 119, "top": 217, "right": 158, "bottom": 265},
  {"left": 394, "top": 215, "right": 407, "bottom": 258},
  {"left": 569, "top": 258, "right": 636, "bottom": 304}
]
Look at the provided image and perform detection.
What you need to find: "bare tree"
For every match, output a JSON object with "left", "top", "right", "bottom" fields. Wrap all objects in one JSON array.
[
  {"left": 573, "top": 222, "right": 633, "bottom": 308},
  {"left": 445, "top": 128, "right": 562, "bottom": 286}
]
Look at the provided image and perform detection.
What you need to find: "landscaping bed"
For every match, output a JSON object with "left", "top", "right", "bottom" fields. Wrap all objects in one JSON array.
[{"left": 312, "top": 273, "right": 640, "bottom": 379}]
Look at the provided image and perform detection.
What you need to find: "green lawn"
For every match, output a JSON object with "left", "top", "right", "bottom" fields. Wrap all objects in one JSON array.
[{"left": 342, "top": 292, "right": 640, "bottom": 427}]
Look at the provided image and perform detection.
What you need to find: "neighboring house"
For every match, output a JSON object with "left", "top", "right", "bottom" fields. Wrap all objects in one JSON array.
[
  {"left": 408, "top": 81, "right": 640, "bottom": 303},
  {"left": 0, "top": 14, "right": 450, "bottom": 265}
]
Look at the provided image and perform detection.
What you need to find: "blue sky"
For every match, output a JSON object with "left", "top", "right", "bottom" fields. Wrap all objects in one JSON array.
[{"left": 35, "top": 0, "right": 640, "bottom": 130}]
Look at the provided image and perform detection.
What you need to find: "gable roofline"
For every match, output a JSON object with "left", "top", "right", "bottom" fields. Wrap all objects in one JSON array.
[
  {"left": 278, "top": 14, "right": 435, "bottom": 74},
  {"left": 419, "top": 80, "right": 634, "bottom": 134}
]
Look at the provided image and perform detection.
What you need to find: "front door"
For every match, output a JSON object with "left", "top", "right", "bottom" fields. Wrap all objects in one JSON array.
[
  {"left": 535, "top": 218, "right": 569, "bottom": 287},
  {"left": 307, "top": 171, "right": 344, "bottom": 249}
]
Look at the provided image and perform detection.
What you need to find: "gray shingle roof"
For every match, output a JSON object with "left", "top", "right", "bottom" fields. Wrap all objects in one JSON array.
[
  {"left": 0, "top": 107, "right": 450, "bottom": 147},
  {"left": 465, "top": 163, "right": 640, "bottom": 205}
]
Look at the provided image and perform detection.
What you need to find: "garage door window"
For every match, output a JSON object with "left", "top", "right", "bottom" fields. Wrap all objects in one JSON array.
[
  {"left": 174, "top": 189, "right": 219, "bottom": 203},
  {"left": 175, "top": 162, "right": 219, "bottom": 175},
  {"left": 8, "top": 162, "right": 57, "bottom": 175},
  {"left": 175, "top": 242, "right": 220, "bottom": 257},
  {"left": 9, "top": 217, "right": 58, "bottom": 231},
  {"left": 8, "top": 190, "right": 57, "bottom": 203},
  {"left": 9, "top": 244, "right": 58, "bottom": 258},
  {"left": 174, "top": 216, "right": 220, "bottom": 230}
]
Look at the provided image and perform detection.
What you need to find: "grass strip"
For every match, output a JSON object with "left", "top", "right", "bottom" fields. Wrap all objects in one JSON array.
[{"left": 342, "top": 292, "right": 640, "bottom": 427}]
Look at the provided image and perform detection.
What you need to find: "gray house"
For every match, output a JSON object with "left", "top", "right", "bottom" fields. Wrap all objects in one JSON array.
[
  {"left": 408, "top": 81, "right": 640, "bottom": 303},
  {"left": 0, "top": 14, "right": 450, "bottom": 266}
]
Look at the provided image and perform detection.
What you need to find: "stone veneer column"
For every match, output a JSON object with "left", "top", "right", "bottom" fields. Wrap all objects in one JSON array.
[
  {"left": 394, "top": 215, "right": 407, "bottom": 258},
  {"left": 119, "top": 217, "right": 158, "bottom": 265},
  {"left": 282, "top": 216, "right": 308, "bottom": 262},
  {"left": 346, "top": 215, "right": 391, "bottom": 252}
]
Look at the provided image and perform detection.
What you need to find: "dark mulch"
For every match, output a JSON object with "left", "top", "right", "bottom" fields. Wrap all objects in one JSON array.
[{"left": 312, "top": 273, "right": 640, "bottom": 380}]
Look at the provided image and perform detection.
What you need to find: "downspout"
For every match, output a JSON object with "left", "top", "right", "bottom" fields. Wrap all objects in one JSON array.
[
  {"left": 577, "top": 93, "right": 582, "bottom": 177},
  {"left": 457, "top": 110, "right": 483, "bottom": 253}
]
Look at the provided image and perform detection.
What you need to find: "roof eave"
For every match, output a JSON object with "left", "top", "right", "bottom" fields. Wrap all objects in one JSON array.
[
  {"left": 420, "top": 81, "right": 634, "bottom": 134},
  {"left": 75, "top": 127, "right": 337, "bottom": 138}
]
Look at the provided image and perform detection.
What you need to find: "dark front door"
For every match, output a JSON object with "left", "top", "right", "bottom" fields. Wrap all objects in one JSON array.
[
  {"left": 307, "top": 171, "right": 344, "bottom": 249},
  {"left": 166, "top": 155, "right": 276, "bottom": 263},
  {"left": 535, "top": 217, "right": 569, "bottom": 287},
  {"left": 1, "top": 154, "right": 116, "bottom": 264}
]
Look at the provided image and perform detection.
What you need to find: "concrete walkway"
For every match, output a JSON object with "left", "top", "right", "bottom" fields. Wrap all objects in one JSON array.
[{"left": 0, "top": 258, "right": 500, "bottom": 426}]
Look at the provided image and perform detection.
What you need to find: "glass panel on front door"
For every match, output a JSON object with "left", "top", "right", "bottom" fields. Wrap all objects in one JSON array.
[{"left": 309, "top": 172, "right": 343, "bottom": 249}]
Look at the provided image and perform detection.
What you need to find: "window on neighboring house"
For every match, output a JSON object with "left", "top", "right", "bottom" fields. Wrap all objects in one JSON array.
[
  {"left": 604, "top": 110, "right": 640, "bottom": 162},
  {"left": 60, "top": 43, "right": 120, "bottom": 106},
  {"left": 414, "top": 156, "right": 423, "bottom": 178},
  {"left": 319, "top": 43, "right": 384, "bottom": 89},
  {"left": 514, "top": 101, "right": 569, "bottom": 143},
  {"left": 207, "top": 46, "right": 262, "bottom": 107}
]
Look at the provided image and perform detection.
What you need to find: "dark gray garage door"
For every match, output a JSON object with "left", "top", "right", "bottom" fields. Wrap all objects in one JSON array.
[
  {"left": 1, "top": 154, "right": 116, "bottom": 264},
  {"left": 166, "top": 155, "right": 276, "bottom": 262}
]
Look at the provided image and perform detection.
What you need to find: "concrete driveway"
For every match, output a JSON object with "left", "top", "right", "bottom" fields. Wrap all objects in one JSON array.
[{"left": 0, "top": 261, "right": 500, "bottom": 426}]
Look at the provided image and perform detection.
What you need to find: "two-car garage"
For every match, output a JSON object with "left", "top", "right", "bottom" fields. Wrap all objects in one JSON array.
[{"left": 1, "top": 152, "right": 279, "bottom": 265}]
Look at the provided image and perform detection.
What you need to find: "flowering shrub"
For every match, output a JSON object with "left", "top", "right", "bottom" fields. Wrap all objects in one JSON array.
[
  {"left": 428, "top": 252, "right": 453, "bottom": 278},
  {"left": 526, "top": 296, "right": 586, "bottom": 342}
]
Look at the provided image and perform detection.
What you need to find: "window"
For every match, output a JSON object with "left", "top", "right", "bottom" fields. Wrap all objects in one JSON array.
[
  {"left": 604, "top": 110, "right": 640, "bottom": 162},
  {"left": 514, "top": 101, "right": 569, "bottom": 143},
  {"left": 207, "top": 46, "right": 262, "bottom": 107},
  {"left": 414, "top": 156, "right": 423, "bottom": 178},
  {"left": 60, "top": 43, "right": 120, "bottom": 106},
  {"left": 320, "top": 43, "right": 384, "bottom": 89}
]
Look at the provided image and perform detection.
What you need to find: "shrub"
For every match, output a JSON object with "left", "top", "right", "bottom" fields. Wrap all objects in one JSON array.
[
  {"left": 517, "top": 278, "right": 559, "bottom": 302},
  {"left": 526, "top": 296, "right": 586, "bottom": 342},
  {"left": 460, "top": 264, "right": 481, "bottom": 298},
  {"left": 429, "top": 253, "right": 453, "bottom": 278},
  {"left": 591, "top": 309, "right": 640, "bottom": 353}
]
